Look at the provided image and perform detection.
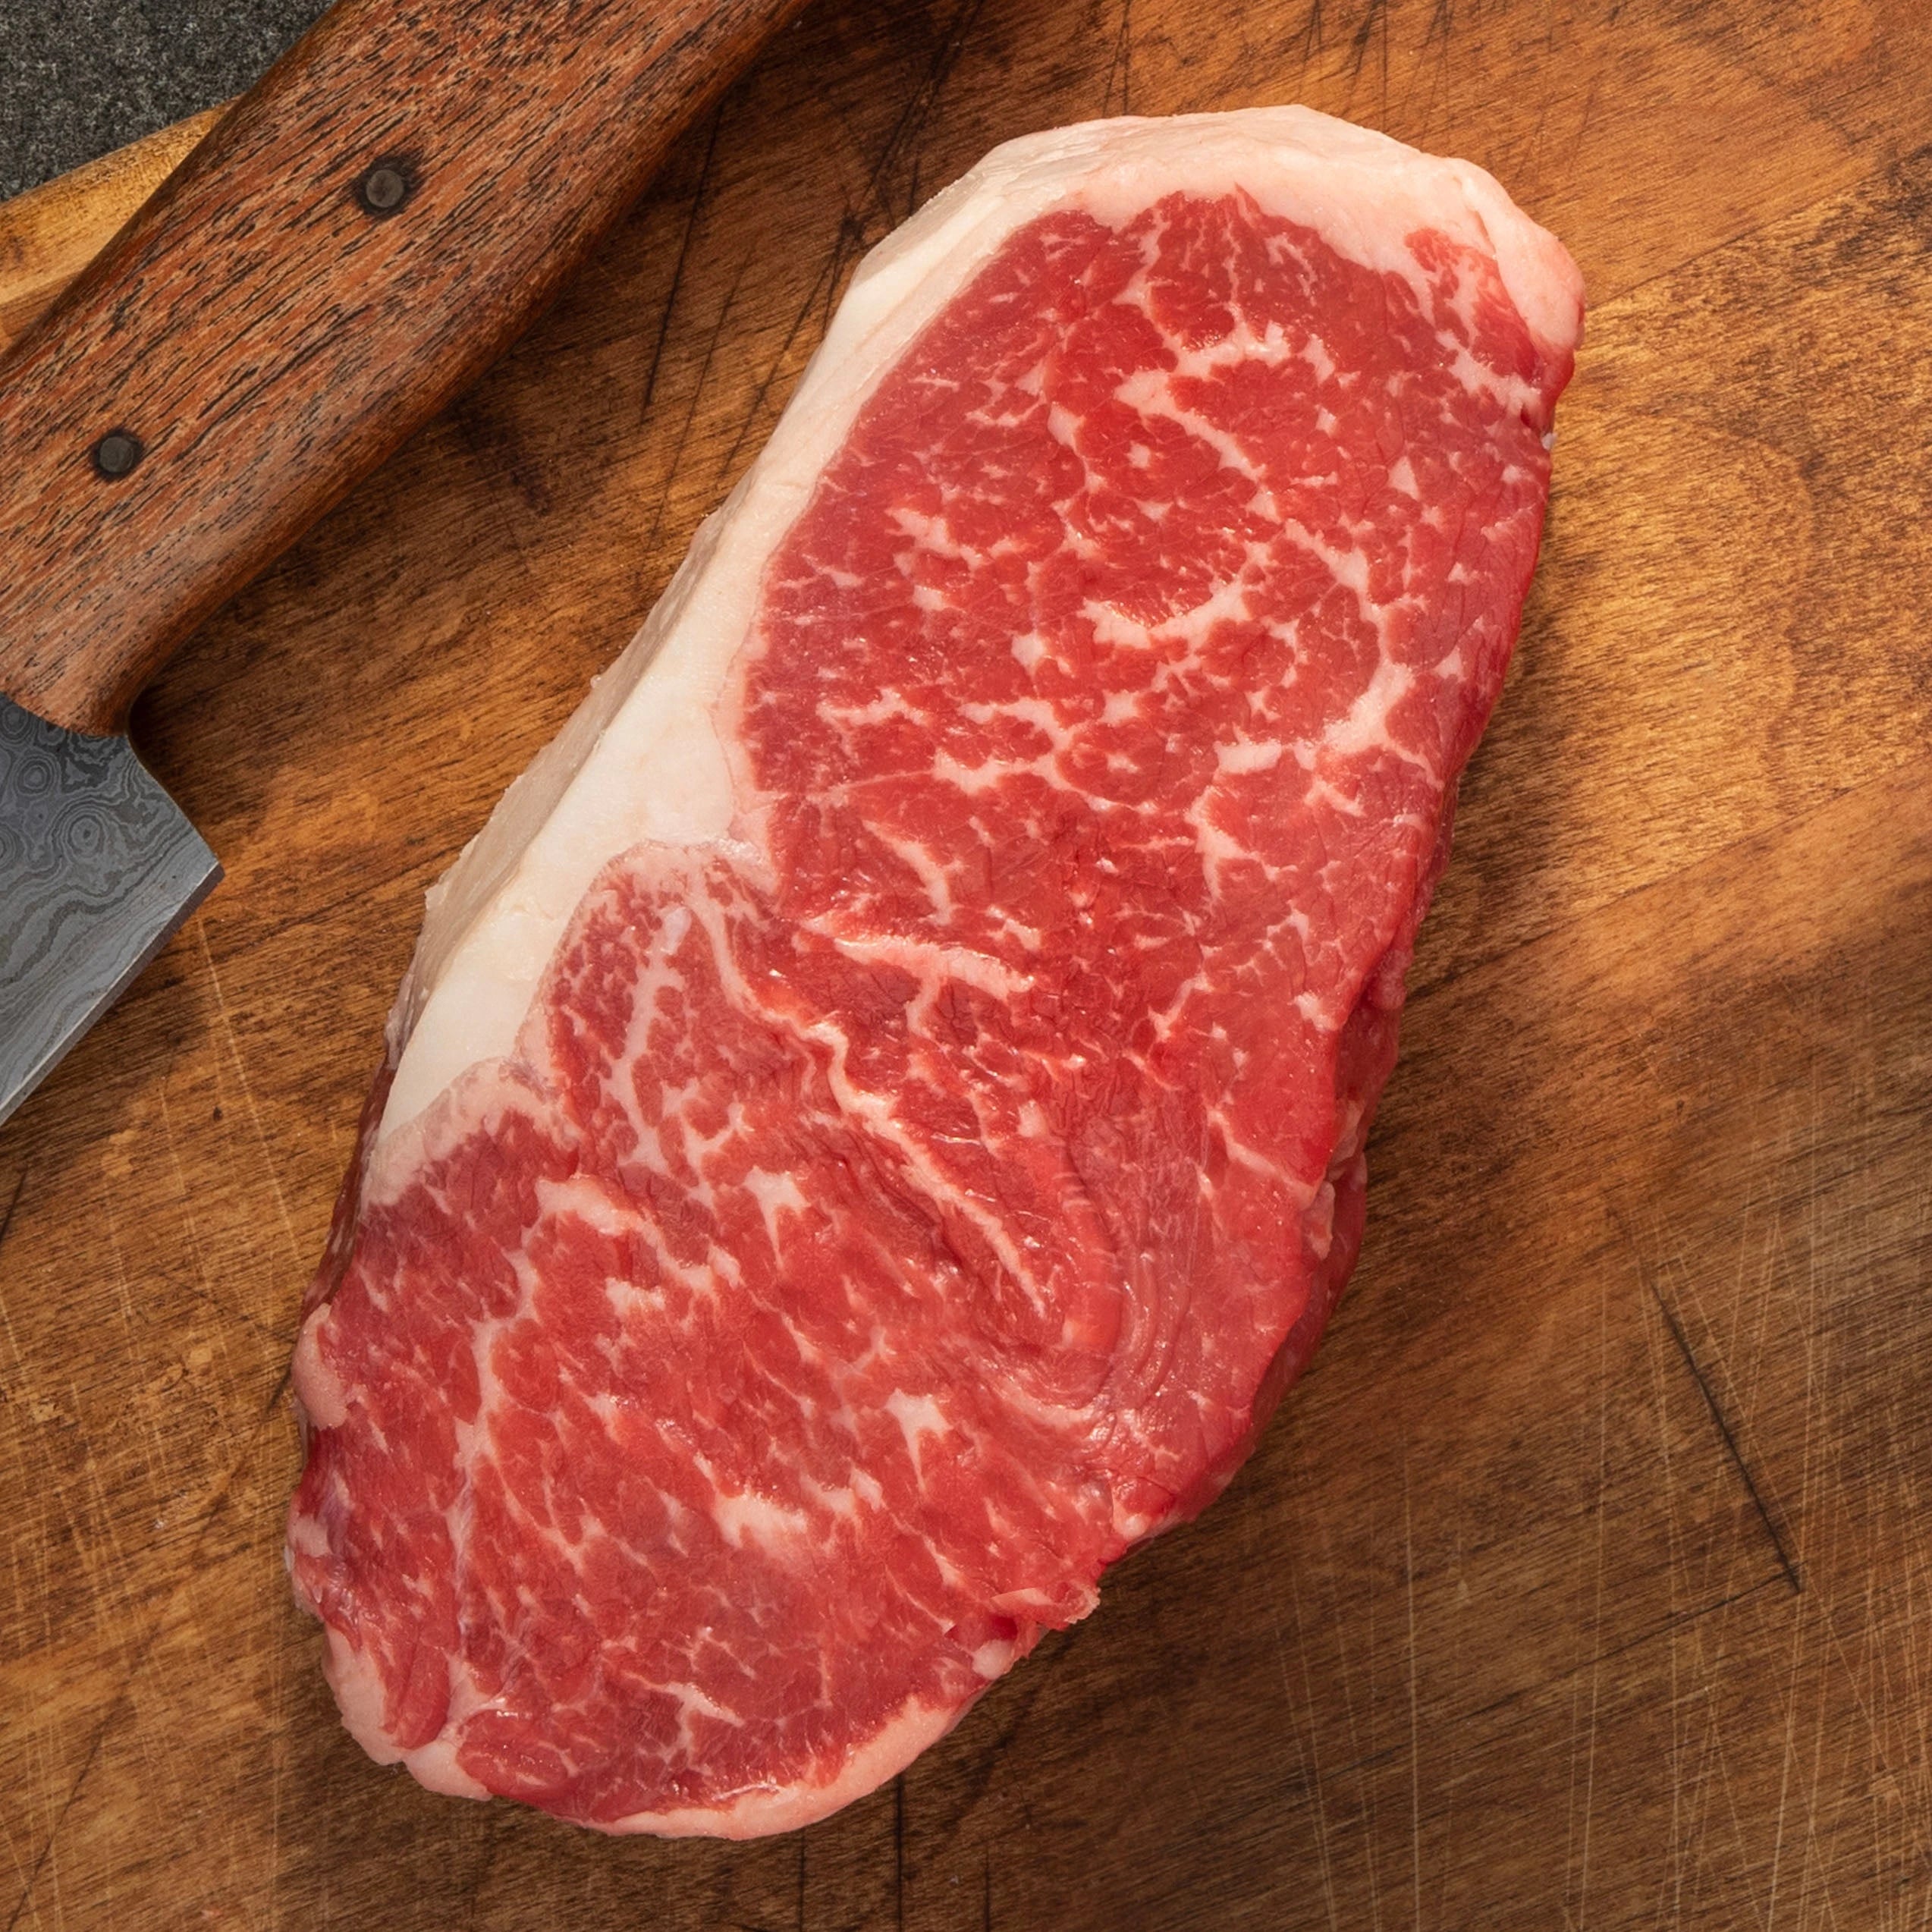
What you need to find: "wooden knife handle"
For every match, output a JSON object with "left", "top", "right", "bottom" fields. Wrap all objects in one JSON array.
[{"left": 0, "top": 0, "right": 801, "bottom": 737}]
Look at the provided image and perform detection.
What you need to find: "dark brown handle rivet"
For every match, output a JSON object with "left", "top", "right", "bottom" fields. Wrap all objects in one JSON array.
[
  {"left": 356, "top": 159, "right": 413, "bottom": 218},
  {"left": 92, "top": 431, "right": 144, "bottom": 480}
]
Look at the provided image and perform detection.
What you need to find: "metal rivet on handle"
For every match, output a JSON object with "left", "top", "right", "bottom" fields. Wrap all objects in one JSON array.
[
  {"left": 356, "top": 159, "right": 413, "bottom": 218},
  {"left": 91, "top": 431, "right": 144, "bottom": 480}
]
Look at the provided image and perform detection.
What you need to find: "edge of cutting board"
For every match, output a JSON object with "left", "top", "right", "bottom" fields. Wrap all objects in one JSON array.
[{"left": 0, "top": 105, "right": 225, "bottom": 353}]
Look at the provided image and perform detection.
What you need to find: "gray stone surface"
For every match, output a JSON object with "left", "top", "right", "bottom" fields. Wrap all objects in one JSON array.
[{"left": 0, "top": 1, "right": 328, "bottom": 201}]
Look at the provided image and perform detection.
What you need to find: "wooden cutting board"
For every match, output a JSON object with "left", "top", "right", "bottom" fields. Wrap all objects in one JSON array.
[{"left": 3, "top": 3, "right": 1929, "bottom": 1925}]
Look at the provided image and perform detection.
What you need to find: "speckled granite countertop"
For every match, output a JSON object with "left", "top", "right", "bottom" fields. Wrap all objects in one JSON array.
[{"left": 0, "top": 1, "right": 326, "bottom": 200}]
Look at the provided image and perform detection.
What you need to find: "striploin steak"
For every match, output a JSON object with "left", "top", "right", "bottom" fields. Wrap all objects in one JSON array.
[{"left": 287, "top": 108, "right": 1584, "bottom": 1836}]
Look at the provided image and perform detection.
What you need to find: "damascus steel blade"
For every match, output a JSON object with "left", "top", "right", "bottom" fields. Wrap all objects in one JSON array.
[{"left": 0, "top": 693, "right": 221, "bottom": 1127}]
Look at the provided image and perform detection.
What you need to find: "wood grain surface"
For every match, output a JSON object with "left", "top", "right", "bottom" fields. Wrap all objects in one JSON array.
[
  {"left": 0, "top": 109, "right": 223, "bottom": 357},
  {"left": 0, "top": 0, "right": 800, "bottom": 737},
  {"left": 2, "top": 2, "right": 1929, "bottom": 1926}
]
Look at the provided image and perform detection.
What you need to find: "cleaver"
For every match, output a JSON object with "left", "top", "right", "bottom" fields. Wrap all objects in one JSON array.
[{"left": 0, "top": 0, "right": 803, "bottom": 1129}]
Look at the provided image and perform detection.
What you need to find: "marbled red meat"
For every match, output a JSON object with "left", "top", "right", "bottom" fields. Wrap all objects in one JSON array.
[{"left": 288, "top": 108, "right": 1583, "bottom": 1836}]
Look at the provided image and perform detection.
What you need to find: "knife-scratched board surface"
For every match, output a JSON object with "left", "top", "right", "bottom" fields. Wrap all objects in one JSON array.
[{"left": 3, "top": 4, "right": 1930, "bottom": 1926}]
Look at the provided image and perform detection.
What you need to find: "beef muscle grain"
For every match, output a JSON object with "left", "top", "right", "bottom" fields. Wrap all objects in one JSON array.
[{"left": 287, "top": 108, "right": 1584, "bottom": 1836}]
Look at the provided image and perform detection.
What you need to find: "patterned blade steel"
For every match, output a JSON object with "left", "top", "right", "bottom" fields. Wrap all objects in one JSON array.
[{"left": 0, "top": 692, "right": 221, "bottom": 1128}]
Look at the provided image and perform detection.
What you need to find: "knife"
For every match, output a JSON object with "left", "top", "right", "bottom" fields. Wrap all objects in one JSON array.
[{"left": 0, "top": 0, "right": 803, "bottom": 1129}]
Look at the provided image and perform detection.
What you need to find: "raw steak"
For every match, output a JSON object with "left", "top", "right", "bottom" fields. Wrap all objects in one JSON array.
[{"left": 287, "top": 107, "right": 1583, "bottom": 1836}]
